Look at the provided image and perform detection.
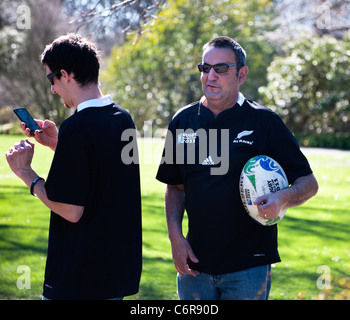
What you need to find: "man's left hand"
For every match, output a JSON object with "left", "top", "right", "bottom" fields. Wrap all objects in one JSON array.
[
  {"left": 254, "top": 193, "right": 284, "bottom": 220},
  {"left": 5, "top": 139, "right": 35, "bottom": 179}
]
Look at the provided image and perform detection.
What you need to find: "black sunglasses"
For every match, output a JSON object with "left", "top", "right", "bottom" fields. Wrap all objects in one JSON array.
[
  {"left": 198, "top": 63, "right": 240, "bottom": 74},
  {"left": 46, "top": 70, "right": 61, "bottom": 85}
]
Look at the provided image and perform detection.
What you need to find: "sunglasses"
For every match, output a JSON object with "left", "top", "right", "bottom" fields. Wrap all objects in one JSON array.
[
  {"left": 198, "top": 63, "right": 240, "bottom": 74},
  {"left": 46, "top": 70, "right": 61, "bottom": 85}
]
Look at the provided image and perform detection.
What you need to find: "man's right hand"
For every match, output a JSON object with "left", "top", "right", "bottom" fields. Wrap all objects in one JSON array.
[
  {"left": 170, "top": 234, "right": 200, "bottom": 277},
  {"left": 21, "top": 119, "right": 58, "bottom": 151}
]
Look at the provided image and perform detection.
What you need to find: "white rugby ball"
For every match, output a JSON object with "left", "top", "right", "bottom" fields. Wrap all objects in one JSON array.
[{"left": 239, "top": 155, "right": 289, "bottom": 226}]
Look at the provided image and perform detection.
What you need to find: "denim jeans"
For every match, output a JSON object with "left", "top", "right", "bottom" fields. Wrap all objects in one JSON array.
[{"left": 177, "top": 264, "right": 271, "bottom": 300}]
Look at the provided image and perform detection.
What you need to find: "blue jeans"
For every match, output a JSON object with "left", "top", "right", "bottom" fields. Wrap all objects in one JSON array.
[{"left": 177, "top": 265, "right": 271, "bottom": 300}]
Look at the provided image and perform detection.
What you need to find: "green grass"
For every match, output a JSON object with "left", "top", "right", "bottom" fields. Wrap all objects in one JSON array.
[
  {"left": 1, "top": 135, "right": 350, "bottom": 300},
  {"left": 271, "top": 150, "right": 350, "bottom": 300},
  {"left": 0, "top": 135, "right": 53, "bottom": 299}
]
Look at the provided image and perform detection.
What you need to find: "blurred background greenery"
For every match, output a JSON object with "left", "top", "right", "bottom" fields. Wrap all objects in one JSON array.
[{"left": 0, "top": 0, "right": 349, "bottom": 148}]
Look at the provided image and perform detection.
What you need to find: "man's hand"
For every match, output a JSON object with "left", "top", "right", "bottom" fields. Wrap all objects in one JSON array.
[
  {"left": 6, "top": 139, "right": 84, "bottom": 223},
  {"left": 165, "top": 184, "right": 200, "bottom": 277},
  {"left": 21, "top": 119, "right": 58, "bottom": 151},
  {"left": 254, "top": 173, "right": 318, "bottom": 220},
  {"left": 5, "top": 139, "right": 36, "bottom": 180},
  {"left": 170, "top": 234, "right": 200, "bottom": 277},
  {"left": 254, "top": 193, "right": 283, "bottom": 220}
]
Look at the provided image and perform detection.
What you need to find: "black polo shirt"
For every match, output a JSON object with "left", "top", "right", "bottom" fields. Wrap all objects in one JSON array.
[
  {"left": 156, "top": 96, "right": 312, "bottom": 275},
  {"left": 43, "top": 104, "right": 142, "bottom": 299}
]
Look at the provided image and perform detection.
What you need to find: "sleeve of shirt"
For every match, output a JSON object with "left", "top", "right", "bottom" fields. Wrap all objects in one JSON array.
[
  {"left": 45, "top": 119, "right": 90, "bottom": 206},
  {"left": 156, "top": 123, "right": 184, "bottom": 185},
  {"left": 265, "top": 112, "right": 313, "bottom": 185}
]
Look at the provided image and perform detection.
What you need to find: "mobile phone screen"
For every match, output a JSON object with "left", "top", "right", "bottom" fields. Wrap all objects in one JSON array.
[{"left": 13, "top": 108, "right": 42, "bottom": 134}]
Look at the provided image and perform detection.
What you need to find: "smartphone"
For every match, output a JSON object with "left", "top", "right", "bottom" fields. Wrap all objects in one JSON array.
[{"left": 13, "top": 108, "right": 42, "bottom": 135}]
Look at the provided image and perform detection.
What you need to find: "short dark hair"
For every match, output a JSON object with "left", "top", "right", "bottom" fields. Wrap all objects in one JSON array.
[
  {"left": 203, "top": 36, "right": 247, "bottom": 74},
  {"left": 41, "top": 33, "right": 100, "bottom": 86}
]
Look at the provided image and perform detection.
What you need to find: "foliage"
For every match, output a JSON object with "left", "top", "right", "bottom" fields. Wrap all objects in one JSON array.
[
  {"left": 259, "top": 32, "right": 350, "bottom": 141},
  {"left": 1, "top": 0, "right": 349, "bottom": 150},
  {"left": 102, "top": 0, "right": 277, "bottom": 132},
  {"left": 295, "top": 132, "right": 350, "bottom": 150},
  {"left": 0, "top": 0, "right": 71, "bottom": 125},
  {"left": 63, "top": 0, "right": 166, "bottom": 41},
  {"left": 0, "top": 26, "right": 24, "bottom": 74}
]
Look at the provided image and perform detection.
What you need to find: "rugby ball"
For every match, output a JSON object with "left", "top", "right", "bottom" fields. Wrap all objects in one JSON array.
[{"left": 239, "top": 155, "right": 289, "bottom": 226}]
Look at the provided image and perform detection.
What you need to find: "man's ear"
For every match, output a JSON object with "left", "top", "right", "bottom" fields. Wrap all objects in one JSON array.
[
  {"left": 60, "top": 69, "right": 71, "bottom": 83},
  {"left": 238, "top": 66, "right": 249, "bottom": 85}
]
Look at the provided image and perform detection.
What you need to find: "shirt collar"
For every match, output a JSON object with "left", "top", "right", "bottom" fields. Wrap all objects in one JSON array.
[
  {"left": 200, "top": 92, "right": 246, "bottom": 108},
  {"left": 236, "top": 92, "right": 245, "bottom": 106},
  {"left": 77, "top": 95, "right": 114, "bottom": 113}
]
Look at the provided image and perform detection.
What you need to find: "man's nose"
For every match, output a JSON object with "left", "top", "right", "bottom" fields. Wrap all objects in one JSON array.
[
  {"left": 207, "top": 67, "right": 218, "bottom": 80},
  {"left": 51, "top": 85, "right": 57, "bottom": 94}
]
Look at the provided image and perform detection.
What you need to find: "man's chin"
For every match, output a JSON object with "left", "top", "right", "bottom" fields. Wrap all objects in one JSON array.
[
  {"left": 64, "top": 103, "right": 73, "bottom": 109},
  {"left": 205, "top": 91, "right": 222, "bottom": 101}
]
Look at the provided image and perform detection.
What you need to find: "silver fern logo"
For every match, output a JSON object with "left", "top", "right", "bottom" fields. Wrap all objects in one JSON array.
[
  {"left": 236, "top": 130, "right": 254, "bottom": 139},
  {"left": 233, "top": 130, "right": 254, "bottom": 145}
]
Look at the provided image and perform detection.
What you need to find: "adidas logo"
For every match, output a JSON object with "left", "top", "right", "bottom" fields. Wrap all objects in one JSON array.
[{"left": 202, "top": 156, "right": 215, "bottom": 165}]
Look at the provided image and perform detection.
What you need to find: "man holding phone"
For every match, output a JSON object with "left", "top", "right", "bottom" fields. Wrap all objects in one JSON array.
[
  {"left": 13, "top": 108, "right": 42, "bottom": 135},
  {"left": 5, "top": 34, "right": 142, "bottom": 300}
]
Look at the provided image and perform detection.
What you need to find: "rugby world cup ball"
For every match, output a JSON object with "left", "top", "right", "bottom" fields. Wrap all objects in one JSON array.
[{"left": 239, "top": 155, "right": 289, "bottom": 226}]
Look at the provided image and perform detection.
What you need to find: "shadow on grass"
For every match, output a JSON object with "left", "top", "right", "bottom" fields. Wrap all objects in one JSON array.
[
  {"left": 272, "top": 205, "right": 350, "bottom": 299},
  {"left": 138, "top": 192, "right": 179, "bottom": 299},
  {"left": 136, "top": 255, "right": 178, "bottom": 300},
  {"left": 0, "top": 185, "right": 49, "bottom": 263},
  {"left": 0, "top": 185, "right": 29, "bottom": 199},
  {"left": 282, "top": 205, "right": 350, "bottom": 241},
  {"left": 270, "top": 264, "right": 320, "bottom": 299},
  {"left": 0, "top": 224, "right": 48, "bottom": 258},
  {"left": 142, "top": 192, "right": 165, "bottom": 212}
]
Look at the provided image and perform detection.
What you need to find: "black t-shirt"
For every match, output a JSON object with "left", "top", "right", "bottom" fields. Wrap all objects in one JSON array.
[
  {"left": 156, "top": 98, "right": 312, "bottom": 275},
  {"left": 43, "top": 104, "right": 142, "bottom": 299}
]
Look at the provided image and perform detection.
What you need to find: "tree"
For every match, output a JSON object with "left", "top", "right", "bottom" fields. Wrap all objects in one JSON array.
[
  {"left": 259, "top": 32, "right": 350, "bottom": 144},
  {"left": 63, "top": 0, "right": 166, "bottom": 44},
  {"left": 274, "top": 0, "right": 350, "bottom": 40},
  {"left": 1, "top": 0, "right": 165, "bottom": 125},
  {"left": 102, "top": 0, "right": 277, "bottom": 132},
  {"left": 0, "top": 0, "right": 72, "bottom": 125}
]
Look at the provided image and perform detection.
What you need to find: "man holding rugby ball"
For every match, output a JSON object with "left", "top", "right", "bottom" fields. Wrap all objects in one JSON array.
[{"left": 157, "top": 36, "right": 318, "bottom": 300}]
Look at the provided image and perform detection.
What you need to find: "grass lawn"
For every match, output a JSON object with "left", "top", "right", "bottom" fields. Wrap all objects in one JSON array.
[{"left": 0, "top": 135, "right": 350, "bottom": 300}]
